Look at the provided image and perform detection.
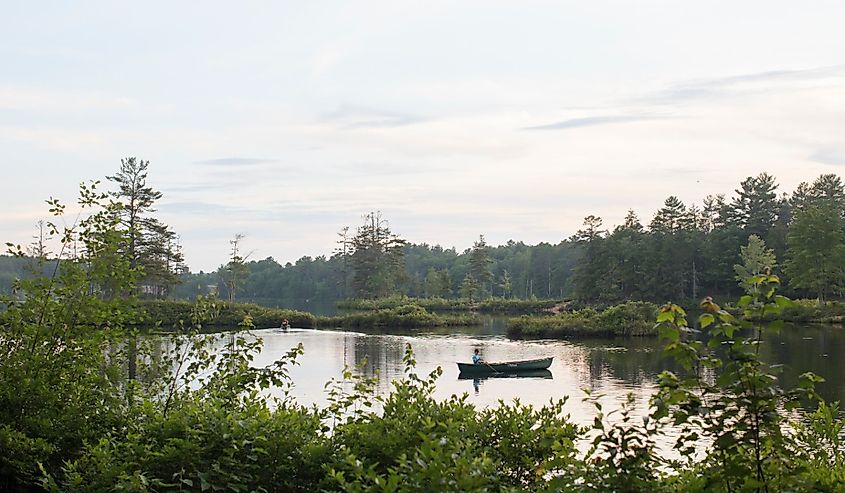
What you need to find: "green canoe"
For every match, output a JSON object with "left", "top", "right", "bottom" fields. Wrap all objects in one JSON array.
[
  {"left": 457, "top": 357, "right": 553, "bottom": 375},
  {"left": 457, "top": 369, "right": 552, "bottom": 380}
]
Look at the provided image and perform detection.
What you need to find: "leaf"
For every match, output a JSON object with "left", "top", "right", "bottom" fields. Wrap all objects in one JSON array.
[{"left": 774, "top": 295, "right": 793, "bottom": 308}]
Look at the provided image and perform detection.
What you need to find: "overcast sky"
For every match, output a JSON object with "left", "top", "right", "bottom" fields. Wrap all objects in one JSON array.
[{"left": 2, "top": 1, "right": 845, "bottom": 271}]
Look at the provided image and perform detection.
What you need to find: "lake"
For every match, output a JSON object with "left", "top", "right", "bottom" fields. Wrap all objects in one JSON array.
[{"left": 205, "top": 317, "right": 845, "bottom": 426}]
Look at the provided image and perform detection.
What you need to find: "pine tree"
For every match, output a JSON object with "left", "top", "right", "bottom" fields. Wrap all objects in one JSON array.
[
  {"left": 460, "top": 273, "right": 479, "bottom": 302},
  {"left": 349, "top": 211, "right": 407, "bottom": 298},
  {"left": 649, "top": 196, "right": 689, "bottom": 234},
  {"left": 469, "top": 235, "right": 494, "bottom": 298},
  {"left": 221, "top": 234, "right": 251, "bottom": 302},
  {"left": 729, "top": 172, "right": 779, "bottom": 239},
  {"left": 572, "top": 215, "right": 608, "bottom": 302},
  {"left": 107, "top": 157, "right": 184, "bottom": 298},
  {"left": 785, "top": 205, "right": 845, "bottom": 301}
]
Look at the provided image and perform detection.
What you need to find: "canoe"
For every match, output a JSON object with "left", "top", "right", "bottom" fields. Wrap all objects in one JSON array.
[
  {"left": 457, "top": 368, "right": 552, "bottom": 380},
  {"left": 457, "top": 357, "right": 553, "bottom": 375}
]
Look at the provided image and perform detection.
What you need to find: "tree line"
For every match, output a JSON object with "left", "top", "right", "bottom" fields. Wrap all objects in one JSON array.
[
  {"left": 171, "top": 172, "right": 845, "bottom": 307},
  {"left": 572, "top": 172, "right": 845, "bottom": 304},
  {"left": 6, "top": 165, "right": 845, "bottom": 307}
]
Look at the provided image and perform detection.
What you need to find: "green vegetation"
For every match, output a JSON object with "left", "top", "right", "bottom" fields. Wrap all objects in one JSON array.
[
  {"left": 506, "top": 301, "right": 659, "bottom": 339},
  {"left": 139, "top": 299, "right": 477, "bottom": 331},
  {"left": 9, "top": 169, "right": 845, "bottom": 319},
  {"left": 136, "top": 299, "right": 316, "bottom": 330},
  {"left": 744, "top": 298, "right": 845, "bottom": 323},
  {"left": 157, "top": 172, "right": 845, "bottom": 322},
  {"left": 347, "top": 211, "right": 408, "bottom": 299},
  {"left": 784, "top": 203, "right": 845, "bottom": 301},
  {"left": 3, "top": 189, "right": 845, "bottom": 491},
  {"left": 318, "top": 304, "right": 479, "bottom": 329},
  {"left": 337, "top": 295, "right": 561, "bottom": 313},
  {"left": 107, "top": 157, "right": 186, "bottom": 297},
  {"left": 10, "top": 164, "right": 845, "bottom": 490}
]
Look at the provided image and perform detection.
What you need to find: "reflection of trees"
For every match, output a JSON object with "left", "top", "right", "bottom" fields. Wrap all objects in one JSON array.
[
  {"left": 575, "top": 325, "right": 845, "bottom": 406},
  {"left": 350, "top": 336, "right": 405, "bottom": 380},
  {"left": 576, "top": 338, "right": 674, "bottom": 386},
  {"left": 761, "top": 324, "right": 845, "bottom": 404}
]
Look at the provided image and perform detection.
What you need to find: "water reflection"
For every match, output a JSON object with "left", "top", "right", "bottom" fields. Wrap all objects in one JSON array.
[
  {"left": 459, "top": 370, "right": 553, "bottom": 395},
  {"left": 186, "top": 320, "right": 845, "bottom": 428},
  {"left": 247, "top": 327, "right": 662, "bottom": 426},
  {"left": 761, "top": 324, "right": 845, "bottom": 404}
]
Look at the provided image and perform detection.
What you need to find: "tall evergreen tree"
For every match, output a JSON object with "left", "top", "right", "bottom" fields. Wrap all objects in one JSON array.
[
  {"left": 107, "top": 157, "right": 184, "bottom": 297},
  {"left": 572, "top": 215, "right": 608, "bottom": 302},
  {"left": 469, "top": 235, "right": 494, "bottom": 297},
  {"left": 647, "top": 197, "right": 697, "bottom": 300},
  {"left": 221, "top": 234, "right": 250, "bottom": 302},
  {"left": 729, "top": 172, "right": 779, "bottom": 239},
  {"left": 460, "top": 273, "right": 479, "bottom": 301},
  {"left": 784, "top": 205, "right": 845, "bottom": 301},
  {"left": 649, "top": 196, "right": 690, "bottom": 234},
  {"left": 609, "top": 210, "right": 646, "bottom": 300},
  {"left": 334, "top": 226, "right": 352, "bottom": 298},
  {"left": 437, "top": 269, "right": 453, "bottom": 298},
  {"left": 349, "top": 211, "right": 407, "bottom": 298},
  {"left": 809, "top": 174, "right": 845, "bottom": 214}
]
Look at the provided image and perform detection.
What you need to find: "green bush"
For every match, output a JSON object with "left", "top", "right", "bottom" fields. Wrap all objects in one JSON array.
[
  {"left": 4, "top": 192, "right": 845, "bottom": 492},
  {"left": 337, "top": 296, "right": 560, "bottom": 314},
  {"left": 137, "top": 299, "right": 316, "bottom": 330},
  {"left": 506, "top": 301, "right": 659, "bottom": 339},
  {"left": 318, "top": 304, "right": 478, "bottom": 329}
]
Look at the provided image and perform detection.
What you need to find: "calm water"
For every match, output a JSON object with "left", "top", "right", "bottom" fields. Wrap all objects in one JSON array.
[{"left": 204, "top": 318, "right": 845, "bottom": 426}]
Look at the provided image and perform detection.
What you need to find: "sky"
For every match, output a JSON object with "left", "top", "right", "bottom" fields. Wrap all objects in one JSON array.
[{"left": 2, "top": 1, "right": 845, "bottom": 272}]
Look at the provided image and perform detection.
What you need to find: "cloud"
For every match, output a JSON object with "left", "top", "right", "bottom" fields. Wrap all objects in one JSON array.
[
  {"left": 644, "top": 65, "right": 845, "bottom": 105},
  {"left": 194, "top": 158, "right": 280, "bottom": 166},
  {"left": 157, "top": 201, "right": 246, "bottom": 215},
  {"left": 0, "top": 85, "right": 137, "bottom": 112},
  {"left": 322, "top": 105, "right": 427, "bottom": 129},
  {"left": 332, "top": 161, "right": 442, "bottom": 176},
  {"left": 809, "top": 148, "right": 845, "bottom": 166},
  {"left": 522, "top": 115, "right": 663, "bottom": 131}
]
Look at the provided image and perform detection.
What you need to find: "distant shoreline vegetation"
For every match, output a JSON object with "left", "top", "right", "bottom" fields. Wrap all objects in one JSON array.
[
  {"left": 336, "top": 295, "right": 562, "bottom": 313},
  {"left": 90, "top": 296, "right": 845, "bottom": 336},
  {"left": 136, "top": 299, "right": 479, "bottom": 332},
  {"left": 506, "top": 301, "right": 660, "bottom": 339}
]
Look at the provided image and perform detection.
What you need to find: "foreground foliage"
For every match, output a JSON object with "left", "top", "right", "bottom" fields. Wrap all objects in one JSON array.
[{"left": 3, "top": 183, "right": 845, "bottom": 492}]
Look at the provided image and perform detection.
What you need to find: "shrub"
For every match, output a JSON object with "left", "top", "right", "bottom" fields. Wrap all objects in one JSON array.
[
  {"left": 137, "top": 299, "right": 316, "bottom": 330},
  {"left": 506, "top": 301, "right": 659, "bottom": 339}
]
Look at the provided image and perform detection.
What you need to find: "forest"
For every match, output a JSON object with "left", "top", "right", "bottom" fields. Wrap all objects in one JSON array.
[
  {"left": 4, "top": 160, "right": 845, "bottom": 491},
  {"left": 154, "top": 172, "right": 845, "bottom": 309},
  {"left": 1, "top": 175, "right": 843, "bottom": 490},
  {"left": 4, "top": 170, "right": 844, "bottom": 315}
]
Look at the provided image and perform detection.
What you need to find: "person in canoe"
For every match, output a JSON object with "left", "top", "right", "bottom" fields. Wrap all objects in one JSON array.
[
  {"left": 472, "top": 348, "right": 484, "bottom": 365},
  {"left": 281, "top": 318, "right": 290, "bottom": 330}
]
